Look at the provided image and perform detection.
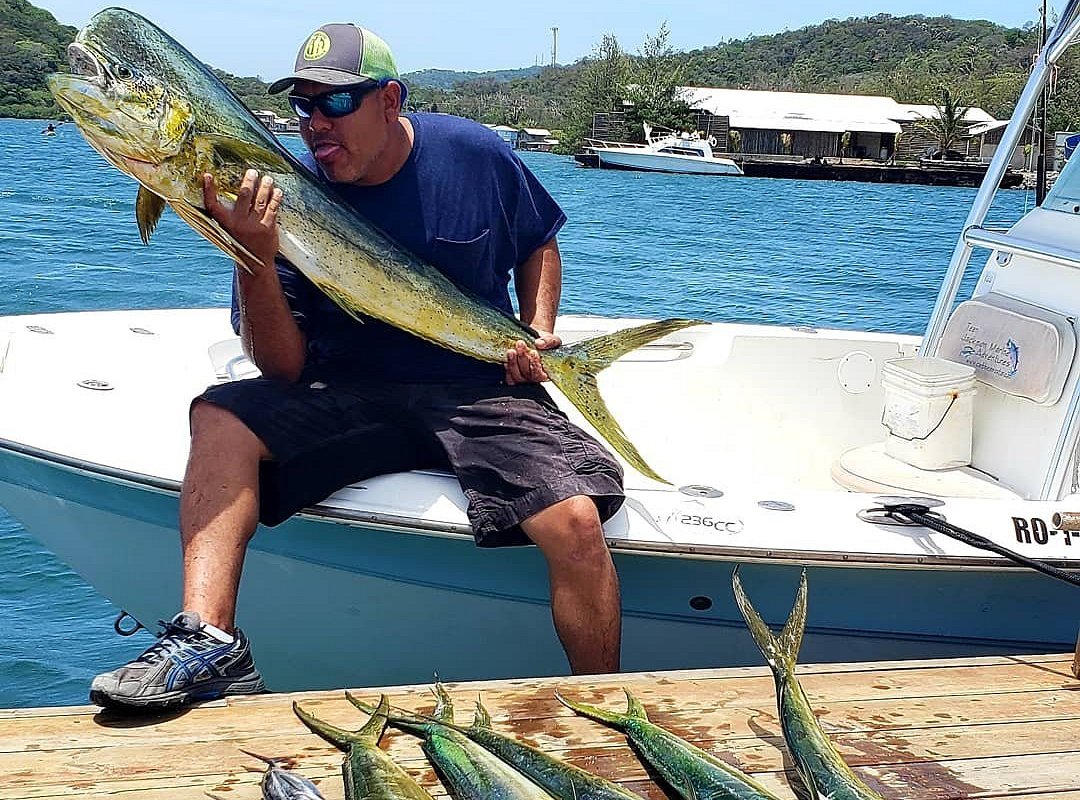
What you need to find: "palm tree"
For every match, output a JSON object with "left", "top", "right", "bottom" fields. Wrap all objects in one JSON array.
[{"left": 916, "top": 87, "right": 973, "bottom": 159}]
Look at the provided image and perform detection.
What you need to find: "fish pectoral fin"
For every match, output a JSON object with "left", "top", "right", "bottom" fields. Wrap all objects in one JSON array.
[
  {"left": 199, "top": 133, "right": 292, "bottom": 173},
  {"left": 135, "top": 186, "right": 166, "bottom": 245},
  {"left": 167, "top": 199, "right": 264, "bottom": 274}
]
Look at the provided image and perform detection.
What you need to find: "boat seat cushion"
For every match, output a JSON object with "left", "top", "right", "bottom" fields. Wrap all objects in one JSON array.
[{"left": 938, "top": 292, "right": 1076, "bottom": 405}]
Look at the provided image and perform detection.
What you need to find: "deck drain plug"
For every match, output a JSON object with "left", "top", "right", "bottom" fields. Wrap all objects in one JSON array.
[
  {"left": 78, "top": 379, "right": 113, "bottom": 391},
  {"left": 689, "top": 596, "right": 713, "bottom": 611},
  {"left": 679, "top": 485, "right": 723, "bottom": 498},
  {"left": 759, "top": 500, "right": 796, "bottom": 511}
]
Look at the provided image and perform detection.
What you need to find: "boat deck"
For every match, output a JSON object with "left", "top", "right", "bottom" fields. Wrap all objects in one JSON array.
[{"left": 1, "top": 653, "right": 1078, "bottom": 799}]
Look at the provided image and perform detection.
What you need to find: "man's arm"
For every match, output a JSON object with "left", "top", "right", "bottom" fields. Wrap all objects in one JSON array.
[
  {"left": 506, "top": 236, "right": 563, "bottom": 385},
  {"left": 204, "top": 170, "right": 307, "bottom": 382}
]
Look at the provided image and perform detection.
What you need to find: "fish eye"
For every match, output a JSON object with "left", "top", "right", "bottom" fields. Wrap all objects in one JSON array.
[{"left": 113, "top": 64, "right": 133, "bottom": 80}]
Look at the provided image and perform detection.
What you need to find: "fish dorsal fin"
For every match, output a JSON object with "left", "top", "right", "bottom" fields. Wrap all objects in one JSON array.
[
  {"left": 198, "top": 133, "right": 292, "bottom": 174},
  {"left": 431, "top": 682, "right": 455, "bottom": 724},
  {"left": 471, "top": 695, "right": 492, "bottom": 729},
  {"left": 623, "top": 689, "right": 649, "bottom": 721},
  {"left": 135, "top": 186, "right": 166, "bottom": 245},
  {"left": 167, "top": 198, "right": 263, "bottom": 274}
]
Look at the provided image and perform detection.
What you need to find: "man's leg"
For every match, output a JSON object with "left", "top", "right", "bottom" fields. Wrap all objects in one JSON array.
[
  {"left": 520, "top": 495, "right": 621, "bottom": 674},
  {"left": 180, "top": 400, "right": 271, "bottom": 629},
  {"left": 88, "top": 400, "right": 270, "bottom": 710}
]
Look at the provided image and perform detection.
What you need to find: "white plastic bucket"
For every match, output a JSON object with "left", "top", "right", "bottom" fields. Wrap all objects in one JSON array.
[{"left": 882, "top": 357, "right": 977, "bottom": 470}]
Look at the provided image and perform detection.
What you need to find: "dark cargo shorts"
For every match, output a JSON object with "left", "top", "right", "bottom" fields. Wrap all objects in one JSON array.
[{"left": 196, "top": 374, "right": 625, "bottom": 547}]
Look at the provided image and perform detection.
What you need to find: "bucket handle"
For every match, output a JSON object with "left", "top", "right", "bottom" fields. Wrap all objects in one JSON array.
[{"left": 882, "top": 391, "right": 960, "bottom": 441}]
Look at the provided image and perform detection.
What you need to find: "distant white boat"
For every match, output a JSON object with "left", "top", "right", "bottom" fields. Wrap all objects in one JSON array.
[{"left": 589, "top": 124, "right": 743, "bottom": 176}]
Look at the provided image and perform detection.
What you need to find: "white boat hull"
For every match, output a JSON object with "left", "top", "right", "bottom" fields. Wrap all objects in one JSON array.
[
  {"left": 0, "top": 429, "right": 1071, "bottom": 692},
  {"left": 597, "top": 149, "right": 743, "bottom": 175}
]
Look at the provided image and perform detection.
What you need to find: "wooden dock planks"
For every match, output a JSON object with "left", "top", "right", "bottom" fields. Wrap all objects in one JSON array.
[{"left": 0, "top": 654, "right": 1077, "bottom": 800}]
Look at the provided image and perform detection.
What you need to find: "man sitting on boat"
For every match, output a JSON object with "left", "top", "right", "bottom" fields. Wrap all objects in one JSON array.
[{"left": 88, "top": 23, "right": 624, "bottom": 711}]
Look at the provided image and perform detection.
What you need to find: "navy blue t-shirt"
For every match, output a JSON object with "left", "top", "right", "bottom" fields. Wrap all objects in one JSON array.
[{"left": 230, "top": 113, "right": 566, "bottom": 382}]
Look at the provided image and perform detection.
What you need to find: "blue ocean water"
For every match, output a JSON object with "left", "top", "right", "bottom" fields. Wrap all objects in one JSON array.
[{"left": 0, "top": 117, "right": 1030, "bottom": 708}]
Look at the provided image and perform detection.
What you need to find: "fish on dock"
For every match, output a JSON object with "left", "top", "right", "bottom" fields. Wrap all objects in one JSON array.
[
  {"left": 346, "top": 686, "right": 552, "bottom": 800},
  {"left": 235, "top": 749, "right": 327, "bottom": 800},
  {"left": 556, "top": 687, "right": 782, "bottom": 800},
  {"left": 732, "top": 568, "right": 888, "bottom": 800},
  {"left": 293, "top": 695, "right": 435, "bottom": 800},
  {"left": 47, "top": 7, "right": 701, "bottom": 483},
  {"left": 351, "top": 684, "right": 643, "bottom": 800}
]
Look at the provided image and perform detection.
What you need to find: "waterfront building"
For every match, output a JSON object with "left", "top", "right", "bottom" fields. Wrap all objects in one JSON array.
[{"left": 681, "top": 87, "right": 1002, "bottom": 163}]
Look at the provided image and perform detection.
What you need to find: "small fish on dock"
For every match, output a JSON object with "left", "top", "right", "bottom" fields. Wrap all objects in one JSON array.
[
  {"left": 733, "top": 567, "right": 887, "bottom": 800},
  {"left": 556, "top": 687, "right": 782, "bottom": 800},
  {"left": 351, "top": 684, "right": 643, "bottom": 800}
]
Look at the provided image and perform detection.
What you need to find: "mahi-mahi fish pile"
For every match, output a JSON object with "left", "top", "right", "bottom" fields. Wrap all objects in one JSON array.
[
  {"left": 255, "top": 568, "right": 888, "bottom": 800},
  {"left": 48, "top": 7, "right": 702, "bottom": 484}
]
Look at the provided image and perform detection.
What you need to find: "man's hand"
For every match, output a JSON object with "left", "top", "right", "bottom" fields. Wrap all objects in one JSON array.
[
  {"left": 203, "top": 169, "right": 283, "bottom": 273},
  {"left": 505, "top": 332, "right": 561, "bottom": 385}
]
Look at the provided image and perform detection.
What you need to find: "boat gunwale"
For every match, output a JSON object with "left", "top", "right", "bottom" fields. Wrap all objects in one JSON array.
[{"left": 1, "top": 434, "right": 1076, "bottom": 573}]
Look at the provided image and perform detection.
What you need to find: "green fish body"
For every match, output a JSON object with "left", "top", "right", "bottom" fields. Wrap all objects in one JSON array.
[
  {"left": 293, "top": 696, "right": 435, "bottom": 800},
  {"left": 352, "top": 685, "right": 642, "bottom": 800},
  {"left": 732, "top": 569, "right": 887, "bottom": 800},
  {"left": 556, "top": 689, "right": 781, "bottom": 800},
  {"left": 346, "top": 687, "right": 551, "bottom": 800},
  {"left": 47, "top": 8, "right": 701, "bottom": 482}
]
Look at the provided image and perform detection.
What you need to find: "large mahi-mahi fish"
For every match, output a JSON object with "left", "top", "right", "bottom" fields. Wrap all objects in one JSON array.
[{"left": 47, "top": 7, "right": 700, "bottom": 482}]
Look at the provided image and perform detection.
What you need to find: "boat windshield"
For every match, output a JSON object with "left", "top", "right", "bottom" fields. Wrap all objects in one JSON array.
[{"left": 1043, "top": 152, "right": 1080, "bottom": 214}]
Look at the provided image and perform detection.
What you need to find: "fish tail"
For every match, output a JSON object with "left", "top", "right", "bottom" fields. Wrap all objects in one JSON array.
[
  {"left": 472, "top": 695, "right": 492, "bottom": 729},
  {"left": 292, "top": 701, "right": 363, "bottom": 751},
  {"left": 543, "top": 319, "right": 703, "bottom": 484},
  {"left": 354, "top": 695, "right": 391, "bottom": 746},
  {"left": 431, "top": 682, "right": 455, "bottom": 724},
  {"left": 555, "top": 689, "right": 642, "bottom": 729},
  {"left": 732, "top": 567, "right": 808, "bottom": 676},
  {"left": 622, "top": 689, "right": 650, "bottom": 721},
  {"left": 345, "top": 691, "right": 436, "bottom": 736}
]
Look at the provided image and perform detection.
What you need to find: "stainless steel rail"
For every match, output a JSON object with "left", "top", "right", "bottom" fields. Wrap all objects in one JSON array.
[
  {"left": 963, "top": 227, "right": 1080, "bottom": 272},
  {"left": 922, "top": 0, "right": 1080, "bottom": 354}
]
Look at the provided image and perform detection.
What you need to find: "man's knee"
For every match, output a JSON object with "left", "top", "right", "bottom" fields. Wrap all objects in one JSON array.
[
  {"left": 524, "top": 496, "right": 610, "bottom": 565},
  {"left": 189, "top": 400, "right": 269, "bottom": 459}
]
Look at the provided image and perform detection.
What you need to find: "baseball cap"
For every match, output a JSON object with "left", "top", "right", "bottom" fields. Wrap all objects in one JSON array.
[{"left": 268, "top": 23, "right": 408, "bottom": 107}]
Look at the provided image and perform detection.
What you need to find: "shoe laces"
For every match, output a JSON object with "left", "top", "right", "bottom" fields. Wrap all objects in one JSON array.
[{"left": 134, "top": 618, "right": 211, "bottom": 665}]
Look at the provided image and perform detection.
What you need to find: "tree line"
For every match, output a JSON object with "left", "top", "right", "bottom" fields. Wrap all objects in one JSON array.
[{"left": 6, "top": 0, "right": 1077, "bottom": 158}]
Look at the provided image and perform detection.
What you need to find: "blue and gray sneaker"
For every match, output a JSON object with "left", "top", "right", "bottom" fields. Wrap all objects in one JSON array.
[{"left": 89, "top": 611, "right": 266, "bottom": 711}]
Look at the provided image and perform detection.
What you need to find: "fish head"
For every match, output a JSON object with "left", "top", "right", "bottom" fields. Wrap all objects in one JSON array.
[{"left": 47, "top": 8, "right": 195, "bottom": 171}]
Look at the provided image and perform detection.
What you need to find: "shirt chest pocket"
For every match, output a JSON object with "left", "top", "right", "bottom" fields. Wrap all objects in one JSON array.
[{"left": 432, "top": 229, "right": 493, "bottom": 292}]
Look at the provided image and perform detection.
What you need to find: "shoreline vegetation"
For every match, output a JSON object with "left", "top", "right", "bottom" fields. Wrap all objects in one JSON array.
[{"left": 7, "top": 0, "right": 1077, "bottom": 154}]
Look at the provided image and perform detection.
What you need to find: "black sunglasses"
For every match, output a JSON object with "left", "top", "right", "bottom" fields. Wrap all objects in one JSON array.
[{"left": 288, "top": 81, "right": 381, "bottom": 120}]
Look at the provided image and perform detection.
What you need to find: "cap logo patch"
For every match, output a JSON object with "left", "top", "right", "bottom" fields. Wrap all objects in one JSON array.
[{"left": 302, "top": 31, "right": 332, "bottom": 61}]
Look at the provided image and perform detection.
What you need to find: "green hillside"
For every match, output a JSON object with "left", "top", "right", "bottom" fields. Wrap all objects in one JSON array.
[
  {"left": 0, "top": 0, "right": 76, "bottom": 118},
  {"left": 403, "top": 65, "right": 544, "bottom": 90},
  {"left": 2, "top": 0, "right": 290, "bottom": 119},
  {"left": 7, "top": 0, "right": 1077, "bottom": 138}
]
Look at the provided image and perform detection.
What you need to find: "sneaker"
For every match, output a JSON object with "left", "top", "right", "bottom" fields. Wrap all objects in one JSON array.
[{"left": 89, "top": 611, "right": 266, "bottom": 711}]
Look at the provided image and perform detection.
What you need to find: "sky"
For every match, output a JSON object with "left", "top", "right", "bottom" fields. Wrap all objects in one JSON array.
[{"left": 36, "top": 0, "right": 1059, "bottom": 80}]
